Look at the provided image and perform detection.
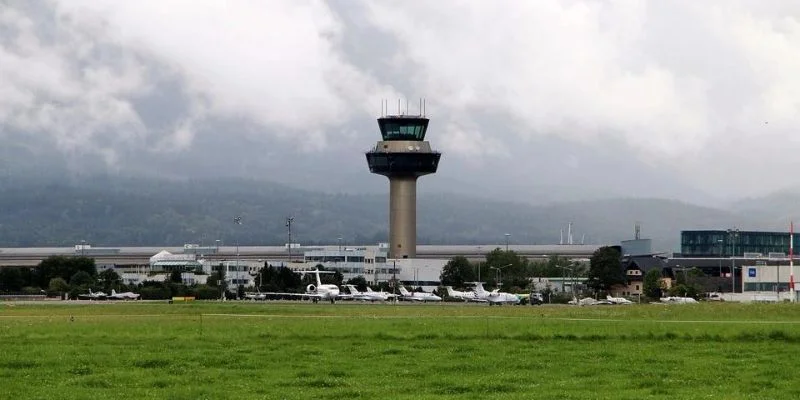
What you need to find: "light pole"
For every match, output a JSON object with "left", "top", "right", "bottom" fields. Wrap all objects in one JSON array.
[
  {"left": 504, "top": 233, "right": 511, "bottom": 252},
  {"left": 717, "top": 238, "right": 724, "bottom": 280},
  {"left": 80, "top": 239, "right": 86, "bottom": 257},
  {"left": 286, "top": 217, "right": 294, "bottom": 263},
  {"left": 234, "top": 216, "right": 242, "bottom": 299},
  {"left": 728, "top": 228, "right": 740, "bottom": 293},
  {"left": 392, "top": 259, "right": 397, "bottom": 303},
  {"left": 490, "top": 263, "right": 512, "bottom": 289},
  {"left": 557, "top": 265, "right": 574, "bottom": 295},
  {"left": 338, "top": 237, "right": 343, "bottom": 252}
]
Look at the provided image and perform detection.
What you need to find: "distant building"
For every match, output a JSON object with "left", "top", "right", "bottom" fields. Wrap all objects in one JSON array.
[{"left": 680, "top": 229, "right": 796, "bottom": 257}]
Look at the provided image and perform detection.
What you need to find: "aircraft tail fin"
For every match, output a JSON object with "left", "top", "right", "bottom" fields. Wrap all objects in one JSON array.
[{"left": 399, "top": 287, "right": 410, "bottom": 296}]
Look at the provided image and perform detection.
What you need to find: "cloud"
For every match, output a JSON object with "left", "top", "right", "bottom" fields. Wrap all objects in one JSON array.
[
  {"left": 54, "top": 0, "right": 398, "bottom": 149},
  {"left": 0, "top": 3, "right": 150, "bottom": 159},
  {"left": 363, "top": 1, "right": 800, "bottom": 192},
  {"left": 3, "top": 1, "right": 800, "bottom": 198}
]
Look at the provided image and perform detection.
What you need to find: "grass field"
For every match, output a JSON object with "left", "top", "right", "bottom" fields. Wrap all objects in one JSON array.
[{"left": 2, "top": 301, "right": 800, "bottom": 399}]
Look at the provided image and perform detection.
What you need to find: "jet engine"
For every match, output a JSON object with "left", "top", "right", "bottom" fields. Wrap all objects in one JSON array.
[{"left": 306, "top": 284, "right": 316, "bottom": 293}]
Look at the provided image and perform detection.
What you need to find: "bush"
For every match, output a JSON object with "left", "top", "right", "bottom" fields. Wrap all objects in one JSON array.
[{"left": 140, "top": 286, "right": 171, "bottom": 300}]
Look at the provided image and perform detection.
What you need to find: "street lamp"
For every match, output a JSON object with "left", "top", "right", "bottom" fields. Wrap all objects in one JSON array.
[
  {"left": 286, "top": 217, "right": 294, "bottom": 263},
  {"left": 504, "top": 233, "right": 511, "bottom": 252},
  {"left": 556, "top": 265, "right": 574, "bottom": 295},
  {"left": 728, "top": 228, "right": 740, "bottom": 294},
  {"left": 490, "top": 263, "right": 512, "bottom": 289},
  {"left": 234, "top": 216, "right": 242, "bottom": 300},
  {"left": 717, "top": 239, "right": 724, "bottom": 279}
]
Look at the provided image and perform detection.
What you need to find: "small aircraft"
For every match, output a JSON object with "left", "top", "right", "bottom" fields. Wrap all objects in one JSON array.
[
  {"left": 470, "top": 282, "right": 520, "bottom": 305},
  {"left": 605, "top": 295, "right": 633, "bottom": 305},
  {"left": 78, "top": 289, "right": 108, "bottom": 300},
  {"left": 398, "top": 286, "right": 442, "bottom": 302},
  {"left": 109, "top": 289, "right": 140, "bottom": 300},
  {"left": 244, "top": 291, "right": 267, "bottom": 301},
  {"left": 445, "top": 286, "right": 486, "bottom": 302},
  {"left": 345, "top": 285, "right": 397, "bottom": 302},
  {"left": 659, "top": 296, "right": 698, "bottom": 304},
  {"left": 264, "top": 269, "right": 341, "bottom": 304}
]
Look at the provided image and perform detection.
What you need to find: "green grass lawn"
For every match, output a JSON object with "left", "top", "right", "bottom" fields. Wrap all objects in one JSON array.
[{"left": 2, "top": 301, "right": 800, "bottom": 399}]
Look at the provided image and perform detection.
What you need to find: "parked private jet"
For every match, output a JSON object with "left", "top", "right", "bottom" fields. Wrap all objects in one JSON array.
[
  {"left": 471, "top": 282, "right": 520, "bottom": 305},
  {"left": 78, "top": 289, "right": 108, "bottom": 300},
  {"left": 244, "top": 290, "right": 267, "bottom": 301},
  {"left": 345, "top": 285, "right": 396, "bottom": 302},
  {"left": 445, "top": 286, "right": 485, "bottom": 302},
  {"left": 606, "top": 295, "right": 634, "bottom": 305},
  {"left": 264, "top": 269, "right": 341, "bottom": 304},
  {"left": 398, "top": 287, "right": 442, "bottom": 302},
  {"left": 109, "top": 289, "right": 140, "bottom": 300}
]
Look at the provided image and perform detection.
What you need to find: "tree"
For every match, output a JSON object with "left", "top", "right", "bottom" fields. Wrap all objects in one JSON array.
[
  {"left": 0, "top": 268, "right": 24, "bottom": 292},
  {"left": 70, "top": 270, "right": 95, "bottom": 287},
  {"left": 439, "top": 256, "right": 475, "bottom": 288},
  {"left": 48, "top": 277, "right": 70, "bottom": 295},
  {"left": 170, "top": 269, "right": 183, "bottom": 284},
  {"left": 484, "top": 248, "right": 530, "bottom": 291},
  {"left": 586, "top": 246, "right": 624, "bottom": 293},
  {"left": 98, "top": 269, "right": 121, "bottom": 291},
  {"left": 35, "top": 256, "right": 96, "bottom": 288},
  {"left": 346, "top": 276, "right": 369, "bottom": 292},
  {"left": 643, "top": 269, "right": 663, "bottom": 299}
]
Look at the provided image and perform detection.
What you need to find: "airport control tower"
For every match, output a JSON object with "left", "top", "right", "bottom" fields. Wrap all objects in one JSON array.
[{"left": 366, "top": 105, "right": 441, "bottom": 259}]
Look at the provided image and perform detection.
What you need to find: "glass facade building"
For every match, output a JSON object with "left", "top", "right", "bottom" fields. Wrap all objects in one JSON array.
[{"left": 680, "top": 230, "right": 798, "bottom": 257}]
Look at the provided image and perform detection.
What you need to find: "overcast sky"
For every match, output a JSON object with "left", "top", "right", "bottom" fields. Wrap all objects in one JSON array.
[{"left": 2, "top": 1, "right": 800, "bottom": 205}]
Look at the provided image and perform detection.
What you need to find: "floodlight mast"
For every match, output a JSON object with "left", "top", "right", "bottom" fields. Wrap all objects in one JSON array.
[{"left": 366, "top": 98, "right": 441, "bottom": 259}]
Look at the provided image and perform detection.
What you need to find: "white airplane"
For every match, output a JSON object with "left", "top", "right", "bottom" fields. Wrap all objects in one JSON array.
[
  {"left": 471, "top": 282, "right": 520, "bottom": 305},
  {"left": 109, "top": 289, "right": 140, "bottom": 300},
  {"left": 659, "top": 296, "right": 698, "bottom": 304},
  {"left": 244, "top": 290, "right": 267, "bottom": 301},
  {"left": 606, "top": 295, "right": 634, "bottom": 305},
  {"left": 445, "top": 286, "right": 486, "bottom": 302},
  {"left": 264, "top": 269, "right": 341, "bottom": 304},
  {"left": 345, "top": 285, "right": 395, "bottom": 302},
  {"left": 398, "top": 287, "right": 442, "bottom": 302},
  {"left": 78, "top": 289, "right": 108, "bottom": 300}
]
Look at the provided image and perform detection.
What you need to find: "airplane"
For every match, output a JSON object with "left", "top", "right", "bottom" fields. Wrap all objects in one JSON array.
[
  {"left": 78, "top": 289, "right": 108, "bottom": 300},
  {"left": 365, "top": 287, "right": 398, "bottom": 300},
  {"left": 344, "top": 285, "right": 395, "bottom": 302},
  {"left": 445, "top": 286, "right": 486, "bottom": 302},
  {"left": 659, "top": 296, "right": 698, "bottom": 304},
  {"left": 264, "top": 269, "right": 341, "bottom": 304},
  {"left": 470, "top": 282, "right": 520, "bottom": 305},
  {"left": 109, "top": 289, "right": 140, "bottom": 300},
  {"left": 244, "top": 290, "right": 267, "bottom": 301},
  {"left": 398, "top": 286, "right": 442, "bottom": 302},
  {"left": 606, "top": 295, "right": 633, "bottom": 305}
]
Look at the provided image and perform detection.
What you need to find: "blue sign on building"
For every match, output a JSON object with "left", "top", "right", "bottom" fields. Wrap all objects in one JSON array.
[{"left": 748, "top": 268, "right": 757, "bottom": 278}]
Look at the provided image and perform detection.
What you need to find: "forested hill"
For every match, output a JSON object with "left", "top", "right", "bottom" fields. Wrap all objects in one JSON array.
[{"left": 0, "top": 175, "right": 761, "bottom": 252}]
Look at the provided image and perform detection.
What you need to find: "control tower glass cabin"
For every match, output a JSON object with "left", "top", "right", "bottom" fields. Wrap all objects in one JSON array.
[{"left": 366, "top": 115, "right": 441, "bottom": 259}]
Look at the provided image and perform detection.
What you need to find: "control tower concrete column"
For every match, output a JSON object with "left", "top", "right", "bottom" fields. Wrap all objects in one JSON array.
[{"left": 366, "top": 115, "right": 441, "bottom": 259}]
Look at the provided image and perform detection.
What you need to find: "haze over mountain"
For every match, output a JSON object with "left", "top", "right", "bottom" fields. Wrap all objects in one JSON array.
[{"left": 2, "top": 2, "right": 800, "bottom": 249}]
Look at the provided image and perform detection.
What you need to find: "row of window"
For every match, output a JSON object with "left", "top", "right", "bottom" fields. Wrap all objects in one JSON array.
[{"left": 380, "top": 122, "right": 427, "bottom": 140}]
